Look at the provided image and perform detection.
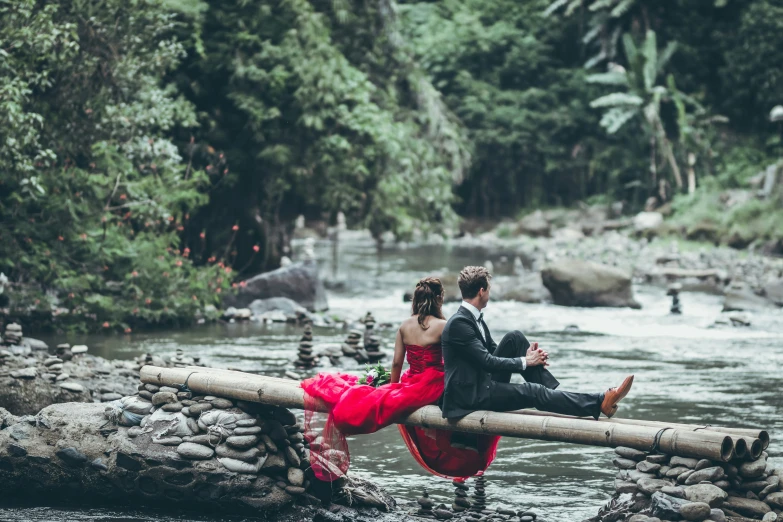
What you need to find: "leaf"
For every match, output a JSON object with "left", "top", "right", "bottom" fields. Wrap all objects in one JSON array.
[
  {"left": 543, "top": 0, "right": 571, "bottom": 17},
  {"left": 589, "top": 0, "right": 616, "bottom": 12},
  {"left": 656, "top": 41, "right": 678, "bottom": 75},
  {"left": 642, "top": 30, "right": 658, "bottom": 91},
  {"left": 600, "top": 107, "right": 638, "bottom": 133},
  {"left": 590, "top": 92, "right": 644, "bottom": 108},
  {"left": 610, "top": 0, "right": 636, "bottom": 18},
  {"left": 586, "top": 72, "right": 628, "bottom": 86},
  {"left": 622, "top": 33, "right": 637, "bottom": 66}
]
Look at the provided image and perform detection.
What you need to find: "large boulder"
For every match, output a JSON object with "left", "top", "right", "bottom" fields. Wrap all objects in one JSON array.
[
  {"left": 541, "top": 260, "right": 641, "bottom": 309},
  {"left": 722, "top": 282, "right": 775, "bottom": 312},
  {"left": 493, "top": 274, "right": 552, "bottom": 304},
  {"left": 633, "top": 211, "right": 664, "bottom": 235},
  {"left": 517, "top": 210, "right": 551, "bottom": 237},
  {"left": 224, "top": 261, "right": 328, "bottom": 312}
]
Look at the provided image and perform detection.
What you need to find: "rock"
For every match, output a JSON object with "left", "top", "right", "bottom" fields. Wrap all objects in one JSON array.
[
  {"left": 707, "top": 508, "right": 726, "bottom": 522},
  {"left": 762, "top": 512, "right": 778, "bottom": 522},
  {"left": 58, "top": 382, "right": 85, "bottom": 393},
  {"left": 671, "top": 457, "right": 700, "bottom": 469},
  {"left": 616, "top": 447, "right": 648, "bottom": 461},
  {"left": 211, "top": 398, "right": 233, "bottom": 409},
  {"left": 518, "top": 210, "right": 551, "bottom": 237},
  {"left": 724, "top": 496, "right": 771, "bottom": 519},
  {"left": 638, "top": 478, "right": 671, "bottom": 496},
  {"left": 176, "top": 442, "right": 215, "bottom": 460},
  {"left": 215, "top": 445, "right": 261, "bottom": 462},
  {"left": 679, "top": 469, "right": 696, "bottom": 484},
  {"left": 614, "top": 457, "right": 638, "bottom": 469},
  {"left": 680, "top": 502, "right": 711, "bottom": 521},
  {"left": 153, "top": 436, "right": 183, "bottom": 446},
  {"left": 651, "top": 491, "right": 689, "bottom": 519},
  {"left": 23, "top": 338, "right": 48, "bottom": 351},
  {"left": 285, "top": 486, "right": 305, "bottom": 496},
  {"left": 723, "top": 283, "right": 775, "bottom": 312},
  {"left": 616, "top": 480, "right": 638, "bottom": 494},
  {"left": 151, "top": 392, "right": 177, "bottom": 406},
  {"left": 685, "top": 484, "right": 728, "bottom": 508},
  {"left": 10, "top": 368, "right": 37, "bottom": 379},
  {"left": 161, "top": 402, "right": 183, "bottom": 412},
  {"left": 288, "top": 467, "right": 305, "bottom": 486},
  {"left": 765, "top": 492, "right": 783, "bottom": 509},
  {"left": 218, "top": 457, "right": 264, "bottom": 474},
  {"left": 638, "top": 461, "right": 662, "bottom": 474},
  {"left": 662, "top": 486, "right": 687, "bottom": 499},
  {"left": 234, "top": 426, "right": 262, "bottom": 436},
  {"left": 633, "top": 212, "right": 664, "bottom": 233},
  {"left": 189, "top": 403, "right": 213, "bottom": 415},
  {"left": 283, "top": 445, "right": 300, "bottom": 467},
  {"left": 685, "top": 467, "right": 723, "bottom": 485},
  {"left": 647, "top": 454, "right": 669, "bottom": 464},
  {"left": 667, "top": 466, "right": 691, "bottom": 478},
  {"left": 541, "top": 259, "right": 641, "bottom": 309},
  {"left": 738, "top": 457, "right": 767, "bottom": 479},
  {"left": 71, "top": 345, "right": 88, "bottom": 354},
  {"left": 261, "top": 452, "right": 287, "bottom": 472},
  {"left": 223, "top": 260, "right": 328, "bottom": 312},
  {"left": 226, "top": 435, "right": 258, "bottom": 450},
  {"left": 90, "top": 458, "right": 108, "bottom": 472},
  {"left": 248, "top": 297, "right": 311, "bottom": 322},
  {"left": 55, "top": 447, "right": 88, "bottom": 467}
]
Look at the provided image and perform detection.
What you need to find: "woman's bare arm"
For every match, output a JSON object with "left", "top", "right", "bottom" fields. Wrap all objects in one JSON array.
[{"left": 390, "top": 328, "right": 405, "bottom": 383}]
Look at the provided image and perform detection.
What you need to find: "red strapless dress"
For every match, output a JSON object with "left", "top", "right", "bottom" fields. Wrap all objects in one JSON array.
[{"left": 300, "top": 344, "right": 500, "bottom": 481}]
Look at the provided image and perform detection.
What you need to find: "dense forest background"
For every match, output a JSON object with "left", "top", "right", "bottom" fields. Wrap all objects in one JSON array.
[{"left": 1, "top": 0, "right": 781, "bottom": 330}]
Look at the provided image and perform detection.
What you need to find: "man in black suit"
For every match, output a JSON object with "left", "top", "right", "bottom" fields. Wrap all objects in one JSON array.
[{"left": 441, "top": 266, "right": 633, "bottom": 420}]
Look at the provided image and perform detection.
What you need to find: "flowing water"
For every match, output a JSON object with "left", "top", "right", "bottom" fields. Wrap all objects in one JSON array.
[{"left": 3, "top": 237, "right": 782, "bottom": 522}]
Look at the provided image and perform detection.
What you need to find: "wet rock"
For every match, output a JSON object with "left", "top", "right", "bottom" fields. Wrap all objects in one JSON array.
[
  {"left": 695, "top": 459, "right": 714, "bottom": 471},
  {"left": 765, "top": 492, "right": 783, "bottom": 509},
  {"left": 614, "top": 457, "right": 638, "bottom": 469},
  {"left": 646, "top": 454, "right": 669, "bottom": 464},
  {"left": 680, "top": 502, "right": 711, "bottom": 521},
  {"left": 215, "top": 445, "right": 261, "bottom": 462},
  {"left": 151, "top": 392, "right": 177, "bottom": 407},
  {"left": 708, "top": 508, "right": 726, "bottom": 522},
  {"left": 226, "top": 435, "right": 258, "bottom": 450},
  {"left": 90, "top": 458, "right": 108, "bottom": 472},
  {"left": 55, "top": 447, "right": 88, "bottom": 467},
  {"left": 261, "top": 451, "right": 287, "bottom": 472},
  {"left": 616, "top": 480, "right": 638, "bottom": 494},
  {"left": 541, "top": 259, "right": 641, "bottom": 309},
  {"left": 10, "top": 368, "right": 37, "bottom": 379},
  {"left": 651, "top": 491, "right": 688, "bottom": 519},
  {"left": 224, "top": 260, "right": 328, "bottom": 312},
  {"left": 637, "top": 461, "right": 661, "bottom": 474},
  {"left": 218, "top": 457, "right": 263, "bottom": 474},
  {"left": 724, "top": 496, "right": 771, "bottom": 518},
  {"left": 667, "top": 466, "right": 691, "bottom": 478},
  {"left": 738, "top": 457, "right": 767, "bottom": 479},
  {"left": 662, "top": 486, "right": 686, "bottom": 499},
  {"left": 615, "top": 447, "right": 648, "bottom": 461},
  {"left": 288, "top": 467, "right": 305, "bottom": 486},
  {"left": 723, "top": 283, "right": 775, "bottom": 312},
  {"left": 685, "top": 467, "right": 723, "bottom": 485},
  {"left": 685, "top": 484, "right": 728, "bottom": 508},
  {"left": 671, "top": 457, "right": 700, "bottom": 469},
  {"left": 638, "top": 478, "right": 671, "bottom": 496},
  {"left": 518, "top": 210, "right": 551, "bottom": 237}
]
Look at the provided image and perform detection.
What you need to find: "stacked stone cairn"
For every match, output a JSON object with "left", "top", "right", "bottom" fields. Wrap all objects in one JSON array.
[
  {"left": 295, "top": 323, "right": 318, "bottom": 368},
  {"left": 119, "top": 383, "right": 316, "bottom": 503},
  {"left": 605, "top": 445, "right": 783, "bottom": 522},
  {"left": 2, "top": 322, "right": 22, "bottom": 348},
  {"left": 343, "top": 329, "right": 365, "bottom": 361},
  {"left": 667, "top": 283, "right": 683, "bottom": 315},
  {"left": 472, "top": 474, "right": 488, "bottom": 513},
  {"left": 363, "top": 312, "right": 385, "bottom": 363},
  {"left": 452, "top": 479, "right": 472, "bottom": 512},
  {"left": 418, "top": 489, "right": 436, "bottom": 518}
]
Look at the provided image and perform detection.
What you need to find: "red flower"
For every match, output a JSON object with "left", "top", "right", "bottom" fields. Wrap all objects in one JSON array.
[
  {"left": 366, "top": 375, "right": 374, "bottom": 385},
  {"left": 253, "top": 245, "right": 260, "bottom": 252},
  {"left": 175, "top": 260, "right": 183, "bottom": 267},
  {"left": 68, "top": 293, "right": 74, "bottom": 299},
  {"left": 177, "top": 226, "right": 184, "bottom": 231},
  {"left": 124, "top": 327, "right": 132, "bottom": 334},
  {"left": 132, "top": 271, "right": 138, "bottom": 277},
  {"left": 133, "top": 308, "right": 139, "bottom": 314},
  {"left": 239, "top": 281, "right": 247, "bottom": 288},
  {"left": 216, "top": 288, "right": 222, "bottom": 294},
  {"left": 192, "top": 295, "right": 197, "bottom": 300},
  {"left": 58, "top": 236, "right": 64, "bottom": 241},
  {"left": 199, "top": 232, "right": 206, "bottom": 239},
  {"left": 120, "top": 194, "right": 127, "bottom": 200},
  {"left": 224, "top": 267, "right": 232, "bottom": 274},
  {"left": 223, "top": 169, "right": 228, "bottom": 175},
  {"left": 80, "top": 233, "right": 87, "bottom": 240},
  {"left": 232, "top": 225, "right": 239, "bottom": 231},
  {"left": 232, "top": 283, "right": 237, "bottom": 288},
  {"left": 208, "top": 256, "right": 216, "bottom": 263},
  {"left": 102, "top": 322, "right": 110, "bottom": 328},
  {"left": 163, "top": 272, "right": 169, "bottom": 277},
  {"left": 145, "top": 298, "right": 152, "bottom": 305},
  {"left": 168, "top": 216, "right": 175, "bottom": 222}
]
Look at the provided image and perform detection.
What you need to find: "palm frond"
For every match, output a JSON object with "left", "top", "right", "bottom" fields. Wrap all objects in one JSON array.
[
  {"left": 590, "top": 92, "right": 644, "bottom": 108},
  {"left": 586, "top": 71, "right": 628, "bottom": 86},
  {"left": 600, "top": 107, "right": 638, "bottom": 133},
  {"left": 589, "top": 0, "right": 616, "bottom": 12},
  {"left": 582, "top": 23, "right": 602, "bottom": 44},
  {"left": 543, "top": 0, "right": 571, "bottom": 17},
  {"left": 610, "top": 0, "right": 636, "bottom": 18},
  {"left": 622, "top": 33, "right": 637, "bottom": 66},
  {"left": 584, "top": 50, "right": 607, "bottom": 69},
  {"left": 564, "top": 0, "right": 584, "bottom": 16},
  {"left": 656, "top": 41, "right": 678, "bottom": 74}
]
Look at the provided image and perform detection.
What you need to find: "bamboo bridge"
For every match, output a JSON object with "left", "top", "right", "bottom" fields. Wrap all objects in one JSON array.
[{"left": 139, "top": 365, "right": 769, "bottom": 464}]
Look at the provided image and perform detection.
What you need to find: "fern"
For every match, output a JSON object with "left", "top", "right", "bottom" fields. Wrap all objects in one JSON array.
[
  {"left": 543, "top": 0, "right": 571, "bottom": 17},
  {"left": 610, "top": 0, "right": 636, "bottom": 18},
  {"left": 564, "top": 0, "right": 583, "bottom": 16},
  {"left": 589, "top": 0, "right": 616, "bottom": 12},
  {"left": 642, "top": 31, "right": 657, "bottom": 91}
]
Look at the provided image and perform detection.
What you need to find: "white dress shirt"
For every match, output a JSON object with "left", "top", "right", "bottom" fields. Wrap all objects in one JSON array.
[{"left": 460, "top": 301, "right": 526, "bottom": 370}]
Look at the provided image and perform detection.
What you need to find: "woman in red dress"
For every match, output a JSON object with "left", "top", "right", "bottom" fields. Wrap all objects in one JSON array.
[{"left": 301, "top": 277, "right": 500, "bottom": 481}]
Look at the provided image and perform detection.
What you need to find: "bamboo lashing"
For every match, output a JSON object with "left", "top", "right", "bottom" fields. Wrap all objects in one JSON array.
[{"left": 141, "top": 365, "right": 736, "bottom": 462}]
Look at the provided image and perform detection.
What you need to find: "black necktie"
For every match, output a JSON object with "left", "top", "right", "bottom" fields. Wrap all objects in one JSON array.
[{"left": 477, "top": 312, "right": 485, "bottom": 340}]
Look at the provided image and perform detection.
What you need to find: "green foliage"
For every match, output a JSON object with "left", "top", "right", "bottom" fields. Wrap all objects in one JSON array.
[{"left": 0, "top": 0, "right": 229, "bottom": 331}]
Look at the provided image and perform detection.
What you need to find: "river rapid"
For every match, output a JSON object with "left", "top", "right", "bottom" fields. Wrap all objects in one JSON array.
[{"left": 3, "top": 237, "right": 782, "bottom": 522}]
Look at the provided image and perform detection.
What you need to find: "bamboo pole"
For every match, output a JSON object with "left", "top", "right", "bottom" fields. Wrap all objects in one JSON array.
[
  {"left": 184, "top": 366, "right": 769, "bottom": 456},
  {"left": 141, "top": 366, "right": 735, "bottom": 462},
  {"left": 509, "top": 409, "right": 770, "bottom": 451}
]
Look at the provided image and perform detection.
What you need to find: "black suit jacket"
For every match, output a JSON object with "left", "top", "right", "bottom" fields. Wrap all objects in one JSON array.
[{"left": 441, "top": 306, "right": 524, "bottom": 418}]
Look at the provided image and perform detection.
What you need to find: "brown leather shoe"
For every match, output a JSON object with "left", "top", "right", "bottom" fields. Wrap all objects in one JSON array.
[{"left": 601, "top": 375, "right": 634, "bottom": 418}]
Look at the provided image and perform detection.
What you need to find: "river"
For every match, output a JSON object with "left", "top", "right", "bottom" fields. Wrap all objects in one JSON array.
[{"left": 3, "top": 237, "right": 782, "bottom": 521}]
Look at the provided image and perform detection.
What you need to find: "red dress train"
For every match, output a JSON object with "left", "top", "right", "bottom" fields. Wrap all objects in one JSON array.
[{"left": 300, "top": 344, "right": 500, "bottom": 481}]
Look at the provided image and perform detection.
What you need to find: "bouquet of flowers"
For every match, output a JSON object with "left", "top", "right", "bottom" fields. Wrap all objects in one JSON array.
[{"left": 358, "top": 363, "right": 391, "bottom": 388}]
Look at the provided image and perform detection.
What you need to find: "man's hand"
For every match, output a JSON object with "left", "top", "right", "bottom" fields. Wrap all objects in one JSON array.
[{"left": 525, "top": 342, "right": 549, "bottom": 367}]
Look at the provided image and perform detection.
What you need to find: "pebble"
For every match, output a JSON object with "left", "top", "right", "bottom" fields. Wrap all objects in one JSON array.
[
  {"left": 56, "top": 447, "right": 88, "bottom": 466},
  {"left": 616, "top": 480, "right": 637, "bottom": 494},
  {"left": 159, "top": 386, "right": 179, "bottom": 394},
  {"left": 646, "top": 454, "right": 669, "bottom": 464},
  {"left": 226, "top": 435, "right": 258, "bottom": 449},
  {"left": 613, "top": 457, "right": 637, "bottom": 469},
  {"left": 707, "top": 508, "right": 726, "bottom": 522},
  {"left": 151, "top": 392, "right": 177, "bottom": 406},
  {"left": 288, "top": 467, "right": 305, "bottom": 486},
  {"left": 127, "top": 426, "right": 144, "bottom": 438},
  {"left": 671, "top": 457, "right": 700, "bottom": 469},
  {"left": 71, "top": 345, "right": 88, "bottom": 354},
  {"left": 138, "top": 391, "right": 153, "bottom": 400},
  {"left": 177, "top": 442, "right": 215, "bottom": 460},
  {"left": 59, "top": 382, "right": 85, "bottom": 393},
  {"left": 55, "top": 373, "right": 69, "bottom": 381},
  {"left": 762, "top": 513, "right": 778, "bottom": 522},
  {"left": 766, "top": 492, "right": 783, "bottom": 509},
  {"left": 680, "top": 502, "right": 711, "bottom": 521},
  {"left": 739, "top": 457, "right": 767, "bottom": 479},
  {"left": 661, "top": 486, "right": 686, "bottom": 499},
  {"left": 183, "top": 434, "right": 212, "bottom": 446},
  {"left": 47, "top": 364, "right": 63, "bottom": 372},
  {"left": 695, "top": 459, "right": 714, "bottom": 471},
  {"left": 285, "top": 486, "right": 305, "bottom": 496},
  {"left": 181, "top": 407, "right": 191, "bottom": 417},
  {"left": 261, "top": 434, "right": 278, "bottom": 453},
  {"left": 216, "top": 445, "right": 261, "bottom": 462},
  {"left": 101, "top": 393, "right": 123, "bottom": 402},
  {"left": 637, "top": 461, "right": 661, "bottom": 474},
  {"left": 90, "top": 458, "right": 108, "bottom": 472},
  {"left": 161, "top": 402, "right": 183, "bottom": 412},
  {"left": 638, "top": 478, "right": 670, "bottom": 495},
  {"left": 234, "top": 426, "right": 262, "bottom": 436},
  {"left": 211, "top": 398, "right": 233, "bottom": 409},
  {"left": 283, "top": 446, "right": 300, "bottom": 467},
  {"left": 218, "top": 457, "right": 263, "bottom": 474},
  {"left": 684, "top": 466, "right": 723, "bottom": 485},
  {"left": 685, "top": 484, "right": 728, "bottom": 508},
  {"left": 236, "top": 419, "right": 259, "bottom": 427},
  {"left": 189, "top": 403, "right": 213, "bottom": 415},
  {"left": 185, "top": 417, "right": 199, "bottom": 434},
  {"left": 678, "top": 470, "right": 696, "bottom": 484},
  {"left": 44, "top": 358, "right": 63, "bottom": 367}
]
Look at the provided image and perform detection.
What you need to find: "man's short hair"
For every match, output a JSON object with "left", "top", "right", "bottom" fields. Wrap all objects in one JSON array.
[{"left": 458, "top": 266, "right": 492, "bottom": 299}]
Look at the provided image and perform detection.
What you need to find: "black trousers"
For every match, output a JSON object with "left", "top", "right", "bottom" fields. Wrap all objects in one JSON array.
[{"left": 483, "top": 331, "right": 603, "bottom": 419}]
